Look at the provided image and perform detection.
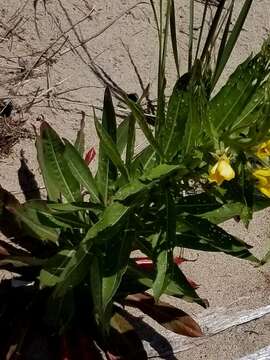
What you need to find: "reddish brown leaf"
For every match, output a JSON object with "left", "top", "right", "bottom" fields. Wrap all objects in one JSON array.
[
  {"left": 108, "top": 311, "right": 147, "bottom": 360},
  {"left": 125, "top": 293, "right": 203, "bottom": 337},
  {"left": 85, "top": 147, "right": 96, "bottom": 165}
]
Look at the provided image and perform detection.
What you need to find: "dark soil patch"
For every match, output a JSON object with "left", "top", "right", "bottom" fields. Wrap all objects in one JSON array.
[{"left": 0, "top": 116, "right": 33, "bottom": 157}]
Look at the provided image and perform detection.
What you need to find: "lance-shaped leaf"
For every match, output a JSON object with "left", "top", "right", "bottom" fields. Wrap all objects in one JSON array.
[
  {"left": 130, "top": 145, "right": 155, "bottom": 177},
  {"left": 117, "top": 117, "right": 130, "bottom": 156},
  {"left": 114, "top": 164, "right": 184, "bottom": 202},
  {"left": 5, "top": 198, "right": 59, "bottom": 243},
  {"left": 152, "top": 232, "right": 171, "bottom": 301},
  {"left": 54, "top": 202, "right": 129, "bottom": 297},
  {"left": 209, "top": 46, "right": 270, "bottom": 133},
  {"left": 125, "top": 292, "right": 203, "bottom": 337},
  {"left": 125, "top": 99, "right": 163, "bottom": 159},
  {"left": 182, "top": 75, "right": 206, "bottom": 155},
  {"left": 125, "top": 114, "right": 136, "bottom": 169},
  {"left": 63, "top": 140, "right": 101, "bottom": 203},
  {"left": 152, "top": 191, "right": 176, "bottom": 301},
  {"left": 160, "top": 73, "right": 190, "bottom": 160},
  {"left": 39, "top": 249, "right": 75, "bottom": 288},
  {"left": 228, "top": 76, "right": 270, "bottom": 137},
  {"left": 200, "top": 202, "right": 244, "bottom": 224},
  {"left": 96, "top": 87, "right": 118, "bottom": 203},
  {"left": 125, "top": 262, "right": 204, "bottom": 306},
  {"left": 212, "top": 0, "right": 254, "bottom": 87},
  {"left": 37, "top": 122, "right": 81, "bottom": 202},
  {"left": 180, "top": 214, "right": 258, "bottom": 261},
  {"left": 74, "top": 112, "right": 85, "bottom": 156},
  {"left": 90, "top": 229, "right": 133, "bottom": 331},
  {"left": 175, "top": 192, "right": 222, "bottom": 215},
  {"left": 94, "top": 115, "right": 130, "bottom": 182}
]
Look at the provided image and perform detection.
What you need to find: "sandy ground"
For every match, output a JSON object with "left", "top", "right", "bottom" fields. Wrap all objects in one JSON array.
[{"left": 0, "top": 0, "right": 270, "bottom": 359}]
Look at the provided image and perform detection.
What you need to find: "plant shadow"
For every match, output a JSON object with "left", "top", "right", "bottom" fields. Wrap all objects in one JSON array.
[
  {"left": 18, "top": 149, "right": 41, "bottom": 201},
  {"left": 122, "top": 309, "right": 178, "bottom": 360}
]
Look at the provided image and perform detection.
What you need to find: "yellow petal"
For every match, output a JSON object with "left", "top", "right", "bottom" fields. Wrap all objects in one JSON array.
[
  {"left": 217, "top": 160, "right": 235, "bottom": 181},
  {"left": 208, "top": 157, "right": 235, "bottom": 186},
  {"left": 256, "top": 140, "right": 270, "bottom": 159},
  {"left": 258, "top": 185, "right": 270, "bottom": 198},
  {"left": 253, "top": 168, "right": 270, "bottom": 177}
]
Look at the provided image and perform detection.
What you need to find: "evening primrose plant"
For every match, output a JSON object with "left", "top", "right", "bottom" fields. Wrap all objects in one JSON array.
[{"left": 1, "top": 0, "right": 270, "bottom": 359}]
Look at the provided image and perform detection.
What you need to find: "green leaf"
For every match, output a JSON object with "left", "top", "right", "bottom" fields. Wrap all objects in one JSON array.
[
  {"left": 229, "top": 77, "right": 270, "bottom": 133},
  {"left": 126, "top": 261, "right": 203, "bottom": 306},
  {"left": 182, "top": 74, "right": 206, "bottom": 154},
  {"left": 152, "top": 232, "right": 171, "bottom": 301},
  {"left": 37, "top": 122, "right": 81, "bottom": 202},
  {"left": 125, "top": 99, "right": 163, "bottom": 159},
  {"left": 141, "top": 163, "right": 185, "bottom": 182},
  {"left": 54, "top": 202, "right": 129, "bottom": 297},
  {"left": 180, "top": 214, "right": 258, "bottom": 261},
  {"left": 96, "top": 87, "right": 118, "bottom": 203},
  {"left": 40, "top": 250, "right": 75, "bottom": 288},
  {"left": 64, "top": 140, "right": 101, "bottom": 203},
  {"left": 91, "top": 229, "right": 133, "bottom": 330},
  {"left": 200, "top": 202, "right": 244, "bottom": 224},
  {"left": 130, "top": 145, "right": 155, "bottom": 177},
  {"left": 160, "top": 74, "right": 190, "bottom": 160},
  {"left": 90, "top": 256, "right": 107, "bottom": 328},
  {"left": 74, "top": 113, "right": 85, "bottom": 156},
  {"left": 6, "top": 200, "right": 59, "bottom": 243},
  {"left": 114, "top": 164, "right": 184, "bottom": 202},
  {"left": 94, "top": 115, "right": 130, "bottom": 182},
  {"left": 47, "top": 202, "right": 103, "bottom": 213},
  {"left": 166, "top": 263, "right": 206, "bottom": 306},
  {"left": 102, "top": 229, "right": 133, "bottom": 312},
  {"left": 21, "top": 200, "right": 88, "bottom": 230},
  {"left": 175, "top": 193, "right": 222, "bottom": 214},
  {"left": 209, "top": 48, "right": 270, "bottom": 133},
  {"left": 125, "top": 114, "right": 136, "bottom": 169},
  {"left": 152, "top": 190, "right": 176, "bottom": 301},
  {"left": 117, "top": 117, "right": 129, "bottom": 156},
  {"left": 36, "top": 132, "right": 59, "bottom": 201}
]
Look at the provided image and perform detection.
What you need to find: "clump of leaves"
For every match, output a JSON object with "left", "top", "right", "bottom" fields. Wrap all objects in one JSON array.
[{"left": 1, "top": 0, "right": 270, "bottom": 359}]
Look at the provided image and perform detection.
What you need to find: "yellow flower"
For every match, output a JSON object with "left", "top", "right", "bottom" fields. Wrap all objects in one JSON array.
[
  {"left": 208, "top": 155, "right": 235, "bottom": 186},
  {"left": 253, "top": 168, "right": 270, "bottom": 198},
  {"left": 256, "top": 140, "right": 270, "bottom": 159}
]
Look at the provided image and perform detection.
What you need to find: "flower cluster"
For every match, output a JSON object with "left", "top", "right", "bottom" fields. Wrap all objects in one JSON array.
[{"left": 208, "top": 140, "right": 270, "bottom": 198}]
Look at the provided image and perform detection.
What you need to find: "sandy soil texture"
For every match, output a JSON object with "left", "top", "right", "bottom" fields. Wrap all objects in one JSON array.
[{"left": 0, "top": 1, "right": 270, "bottom": 359}]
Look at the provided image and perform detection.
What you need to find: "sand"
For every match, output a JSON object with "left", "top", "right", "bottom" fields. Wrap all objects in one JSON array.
[{"left": 0, "top": 1, "right": 270, "bottom": 359}]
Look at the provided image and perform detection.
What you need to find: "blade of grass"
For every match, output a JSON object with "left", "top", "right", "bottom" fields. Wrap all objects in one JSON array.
[
  {"left": 212, "top": 0, "right": 254, "bottom": 87},
  {"left": 170, "top": 0, "right": 180, "bottom": 77},
  {"left": 214, "top": 0, "right": 234, "bottom": 73},
  {"left": 195, "top": 0, "right": 209, "bottom": 61},
  {"left": 156, "top": 0, "right": 172, "bottom": 140},
  {"left": 188, "top": 0, "right": 195, "bottom": 72},
  {"left": 200, "top": 0, "right": 226, "bottom": 62}
]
